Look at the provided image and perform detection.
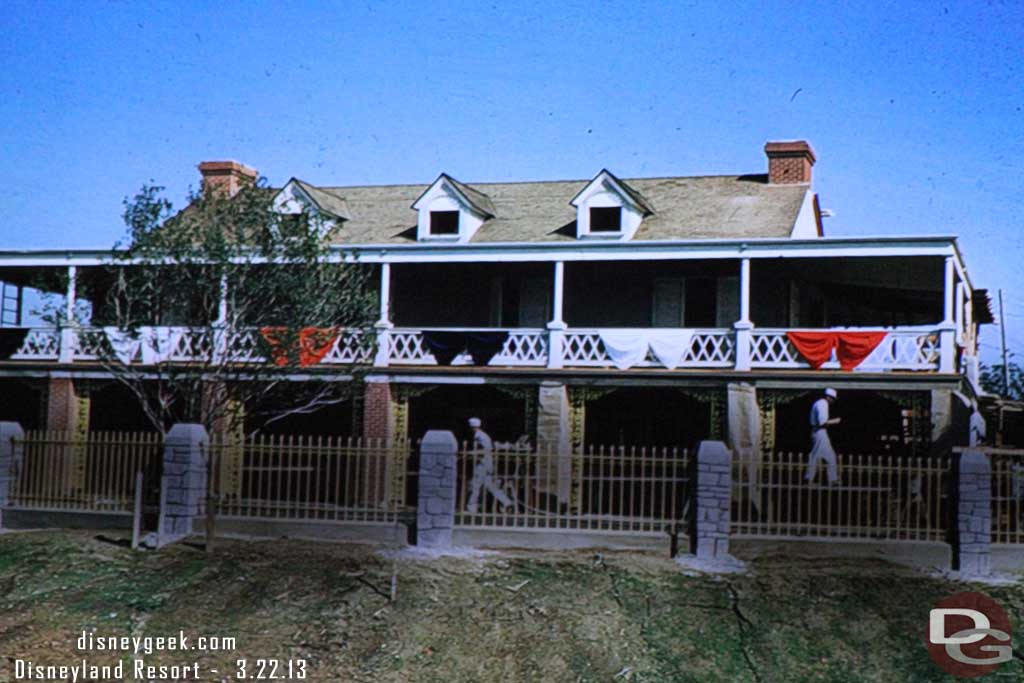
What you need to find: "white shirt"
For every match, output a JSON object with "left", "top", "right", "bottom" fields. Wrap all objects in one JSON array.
[
  {"left": 810, "top": 398, "right": 830, "bottom": 429},
  {"left": 473, "top": 429, "right": 493, "bottom": 456},
  {"left": 969, "top": 409, "right": 987, "bottom": 447}
]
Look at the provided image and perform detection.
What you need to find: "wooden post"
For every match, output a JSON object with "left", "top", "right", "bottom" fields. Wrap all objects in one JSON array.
[
  {"left": 156, "top": 474, "right": 168, "bottom": 548},
  {"left": 131, "top": 471, "right": 143, "bottom": 550},
  {"left": 546, "top": 261, "right": 566, "bottom": 369},
  {"left": 58, "top": 265, "right": 77, "bottom": 363},
  {"left": 374, "top": 263, "right": 393, "bottom": 367},
  {"left": 734, "top": 257, "right": 753, "bottom": 371}
]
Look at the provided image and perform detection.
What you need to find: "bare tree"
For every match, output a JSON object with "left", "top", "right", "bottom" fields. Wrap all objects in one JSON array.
[
  {"left": 91, "top": 179, "right": 378, "bottom": 436},
  {"left": 85, "top": 180, "right": 379, "bottom": 551}
]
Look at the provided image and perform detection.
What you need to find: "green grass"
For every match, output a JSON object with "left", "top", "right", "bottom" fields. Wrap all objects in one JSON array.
[{"left": 0, "top": 530, "right": 1020, "bottom": 682}]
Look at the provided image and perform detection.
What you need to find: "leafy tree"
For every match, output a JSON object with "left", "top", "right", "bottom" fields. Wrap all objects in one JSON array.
[
  {"left": 91, "top": 178, "right": 378, "bottom": 436},
  {"left": 980, "top": 360, "right": 1024, "bottom": 401}
]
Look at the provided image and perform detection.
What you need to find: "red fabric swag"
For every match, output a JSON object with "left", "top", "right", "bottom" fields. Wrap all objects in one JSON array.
[
  {"left": 835, "top": 331, "right": 888, "bottom": 371},
  {"left": 259, "top": 327, "right": 339, "bottom": 367},
  {"left": 785, "top": 331, "right": 889, "bottom": 371},
  {"left": 786, "top": 331, "right": 838, "bottom": 369}
]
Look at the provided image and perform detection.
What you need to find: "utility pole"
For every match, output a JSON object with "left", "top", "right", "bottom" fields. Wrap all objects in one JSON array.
[{"left": 999, "top": 288, "right": 1009, "bottom": 396}]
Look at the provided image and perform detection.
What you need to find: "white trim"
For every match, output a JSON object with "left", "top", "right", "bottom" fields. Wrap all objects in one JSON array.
[
  {"left": 270, "top": 180, "right": 339, "bottom": 237},
  {"left": 0, "top": 235, "right": 967, "bottom": 267},
  {"left": 570, "top": 171, "right": 645, "bottom": 240},
  {"left": 412, "top": 177, "right": 487, "bottom": 243},
  {"left": 789, "top": 190, "right": 819, "bottom": 238}
]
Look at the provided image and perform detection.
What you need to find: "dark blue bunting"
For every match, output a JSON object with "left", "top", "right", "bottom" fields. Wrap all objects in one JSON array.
[
  {"left": 421, "top": 331, "right": 469, "bottom": 366},
  {"left": 466, "top": 331, "right": 509, "bottom": 366},
  {"left": 0, "top": 328, "right": 29, "bottom": 359},
  {"left": 420, "top": 331, "right": 509, "bottom": 366}
]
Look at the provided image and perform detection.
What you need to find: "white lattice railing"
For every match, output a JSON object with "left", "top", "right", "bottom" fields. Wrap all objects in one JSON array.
[
  {"left": 561, "top": 329, "right": 735, "bottom": 368},
  {"left": 321, "top": 330, "right": 373, "bottom": 364},
  {"left": 9, "top": 328, "right": 60, "bottom": 360},
  {"left": 1, "top": 325, "right": 950, "bottom": 374},
  {"left": 388, "top": 328, "right": 548, "bottom": 367},
  {"left": 749, "top": 329, "right": 942, "bottom": 371}
]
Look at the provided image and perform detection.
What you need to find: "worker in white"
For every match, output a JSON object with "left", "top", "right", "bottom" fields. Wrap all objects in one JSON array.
[
  {"left": 969, "top": 401, "right": 987, "bottom": 447},
  {"left": 465, "top": 417, "right": 514, "bottom": 513},
  {"left": 805, "top": 388, "right": 841, "bottom": 484}
]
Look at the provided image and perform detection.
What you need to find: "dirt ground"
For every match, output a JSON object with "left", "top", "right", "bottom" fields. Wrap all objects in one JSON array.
[{"left": 0, "top": 530, "right": 1021, "bottom": 682}]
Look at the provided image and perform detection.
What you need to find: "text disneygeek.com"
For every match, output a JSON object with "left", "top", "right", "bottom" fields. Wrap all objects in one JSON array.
[{"left": 10, "top": 630, "right": 308, "bottom": 680}]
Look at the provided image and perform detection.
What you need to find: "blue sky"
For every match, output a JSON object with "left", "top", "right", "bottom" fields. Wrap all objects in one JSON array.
[{"left": 0, "top": 1, "right": 1022, "bottom": 361}]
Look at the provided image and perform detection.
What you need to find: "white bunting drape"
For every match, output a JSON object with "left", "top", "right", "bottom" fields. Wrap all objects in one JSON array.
[{"left": 598, "top": 329, "right": 696, "bottom": 370}]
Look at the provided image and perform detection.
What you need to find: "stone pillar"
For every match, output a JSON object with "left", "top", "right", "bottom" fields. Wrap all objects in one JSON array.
[
  {"left": 416, "top": 430, "right": 458, "bottom": 549},
  {"left": 536, "top": 382, "right": 569, "bottom": 450},
  {"left": 160, "top": 423, "right": 209, "bottom": 542},
  {"left": 931, "top": 389, "right": 954, "bottom": 457},
  {"left": 954, "top": 450, "right": 992, "bottom": 576},
  {"left": 536, "top": 381, "right": 571, "bottom": 503},
  {"left": 45, "top": 377, "right": 89, "bottom": 432},
  {"left": 0, "top": 422, "right": 24, "bottom": 513},
  {"left": 692, "top": 440, "right": 733, "bottom": 560}
]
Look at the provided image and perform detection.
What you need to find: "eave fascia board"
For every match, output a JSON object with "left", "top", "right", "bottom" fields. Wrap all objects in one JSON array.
[{"left": 0, "top": 235, "right": 964, "bottom": 267}]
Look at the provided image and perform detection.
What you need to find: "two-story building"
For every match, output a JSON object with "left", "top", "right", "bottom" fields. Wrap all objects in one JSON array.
[{"left": 0, "top": 141, "right": 990, "bottom": 463}]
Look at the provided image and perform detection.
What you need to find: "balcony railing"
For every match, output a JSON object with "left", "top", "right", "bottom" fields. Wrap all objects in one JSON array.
[
  {"left": 4, "top": 325, "right": 952, "bottom": 373},
  {"left": 749, "top": 328, "right": 942, "bottom": 371},
  {"left": 562, "top": 329, "right": 734, "bottom": 368}
]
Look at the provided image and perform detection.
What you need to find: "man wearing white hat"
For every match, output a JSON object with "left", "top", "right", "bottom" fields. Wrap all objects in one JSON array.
[
  {"left": 805, "top": 388, "right": 841, "bottom": 484},
  {"left": 465, "top": 417, "right": 514, "bottom": 513}
]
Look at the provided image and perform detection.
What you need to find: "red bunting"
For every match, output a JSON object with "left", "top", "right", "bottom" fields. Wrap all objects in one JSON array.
[
  {"left": 786, "top": 331, "right": 838, "bottom": 369},
  {"left": 259, "top": 327, "right": 339, "bottom": 367},
  {"left": 835, "top": 332, "right": 888, "bottom": 371},
  {"left": 785, "top": 331, "right": 889, "bottom": 371}
]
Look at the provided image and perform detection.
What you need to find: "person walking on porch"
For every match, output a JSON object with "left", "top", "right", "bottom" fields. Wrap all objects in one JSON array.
[
  {"left": 805, "top": 388, "right": 841, "bottom": 484},
  {"left": 465, "top": 417, "right": 514, "bottom": 513}
]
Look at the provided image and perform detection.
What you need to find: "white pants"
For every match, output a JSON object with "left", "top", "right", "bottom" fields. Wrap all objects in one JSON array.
[
  {"left": 466, "top": 456, "right": 513, "bottom": 512},
  {"left": 805, "top": 429, "right": 838, "bottom": 483}
]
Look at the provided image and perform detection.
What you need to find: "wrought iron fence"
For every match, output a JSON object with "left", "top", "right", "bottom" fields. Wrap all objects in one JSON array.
[
  {"left": 991, "top": 451, "right": 1024, "bottom": 544},
  {"left": 209, "top": 434, "right": 411, "bottom": 523},
  {"left": 9, "top": 430, "right": 162, "bottom": 512},
  {"left": 454, "top": 443, "right": 691, "bottom": 534},
  {"left": 731, "top": 451, "right": 952, "bottom": 541}
]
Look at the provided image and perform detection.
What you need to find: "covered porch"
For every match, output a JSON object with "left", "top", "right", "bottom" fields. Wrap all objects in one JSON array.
[{"left": 0, "top": 237, "right": 979, "bottom": 377}]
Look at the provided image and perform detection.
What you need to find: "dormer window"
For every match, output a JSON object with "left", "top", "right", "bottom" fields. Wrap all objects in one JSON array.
[
  {"left": 413, "top": 174, "right": 495, "bottom": 243},
  {"left": 429, "top": 210, "right": 460, "bottom": 236},
  {"left": 270, "top": 178, "right": 350, "bottom": 239},
  {"left": 589, "top": 207, "right": 622, "bottom": 233},
  {"left": 571, "top": 170, "right": 653, "bottom": 241}
]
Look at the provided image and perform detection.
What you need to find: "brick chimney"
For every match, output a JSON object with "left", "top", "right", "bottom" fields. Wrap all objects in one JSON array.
[
  {"left": 198, "top": 160, "right": 258, "bottom": 197},
  {"left": 764, "top": 140, "right": 816, "bottom": 184}
]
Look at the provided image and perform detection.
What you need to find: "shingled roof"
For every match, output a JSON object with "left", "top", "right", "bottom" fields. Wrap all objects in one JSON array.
[{"left": 282, "top": 173, "right": 811, "bottom": 245}]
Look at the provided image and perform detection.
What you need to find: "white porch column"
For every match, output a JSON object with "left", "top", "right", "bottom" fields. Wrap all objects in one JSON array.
[
  {"left": 546, "top": 261, "right": 566, "bottom": 369},
  {"left": 955, "top": 280, "right": 965, "bottom": 341},
  {"left": 733, "top": 257, "right": 752, "bottom": 371},
  {"left": 59, "top": 265, "right": 77, "bottom": 363},
  {"left": 943, "top": 256, "right": 955, "bottom": 325},
  {"left": 213, "top": 273, "right": 229, "bottom": 362},
  {"left": 374, "top": 263, "right": 393, "bottom": 367},
  {"left": 216, "top": 273, "right": 229, "bottom": 325},
  {"left": 939, "top": 256, "right": 956, "bottom": 373}
]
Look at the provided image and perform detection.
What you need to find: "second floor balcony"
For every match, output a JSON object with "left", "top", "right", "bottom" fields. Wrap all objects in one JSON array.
[
  {"left": 0, "top": 244, "right": 982, "bottom": 376},
  {"left": 0, "top": 322, "right": 951, "bottom": 372}
]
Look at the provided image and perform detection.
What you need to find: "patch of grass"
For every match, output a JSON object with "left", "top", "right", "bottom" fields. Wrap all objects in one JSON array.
[{"left": 0, "top": 531, "right": 1021, "bottom": 682}]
